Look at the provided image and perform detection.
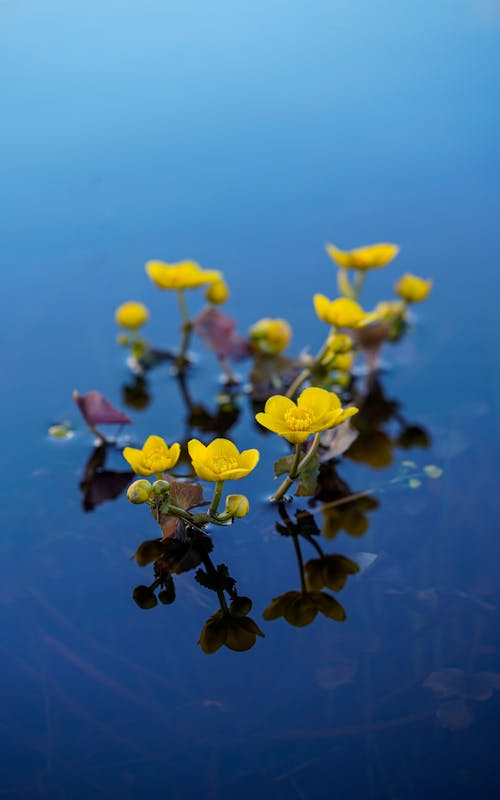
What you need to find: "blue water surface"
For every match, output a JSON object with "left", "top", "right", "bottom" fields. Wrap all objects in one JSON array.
[{"left": 1, "top": 1, "right": 499, "bottom": 798}]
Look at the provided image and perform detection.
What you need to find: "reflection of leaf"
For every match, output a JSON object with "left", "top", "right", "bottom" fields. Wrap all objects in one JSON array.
[
  {"left": 295, "top": 453, "right": 320, "bottom": 497},
  {"left": 436, "top": 699, "right": 474, "bottom": 732},
  {"left": 319, "top": 421, "right": 359, "bottom": 463},
  {"left": 194, "top": 564, "right": 236, "bottom": 595},
  {"left": 73, "top": 390, "right": 132, "bottom": 428}
]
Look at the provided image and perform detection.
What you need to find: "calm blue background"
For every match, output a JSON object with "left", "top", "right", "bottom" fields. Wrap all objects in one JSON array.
[{"left": 1, "top": 1, "right": 499, "bottom": 798}]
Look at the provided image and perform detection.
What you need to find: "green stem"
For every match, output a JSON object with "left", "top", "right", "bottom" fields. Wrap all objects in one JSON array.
[
  {"left": 353, "top": 269, "right": 366, "bottom": 300},
  {"left": 292, "top": 534, "right": 307, "bottom": 594},
  {"left": 285, "top": 328, "right": 335, "bottom": 399},
  {"left": 176, "top": 290, "right": 193, "bottom": 370},
  {"left": 270, "top": 432, "right": 321, "bottom": 503},
  {"left": 209, "top": 480, "right": 224, "bottom": 516}
]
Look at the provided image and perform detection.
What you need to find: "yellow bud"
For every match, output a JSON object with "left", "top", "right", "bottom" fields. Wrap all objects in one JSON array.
[
  {"left": 205, "top": 278, "right": 230, "bottom": 305},
  {"left": 249, "top": 318, "right": 292, "bottom": 354},
  {"left": 127, "top": 479, "right": 152, "bottom": 504},
  {"left": 115, "top": 301, "right": 150, "bottom": 330},
  {"left": 224, "top": 494, "right": 250, "bottom": 518},
  {"left": 395, "top": 274, "right": 433, "bottom": 303}
]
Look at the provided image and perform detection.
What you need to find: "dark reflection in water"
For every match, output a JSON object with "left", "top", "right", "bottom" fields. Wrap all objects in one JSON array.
[{"left": 2, "top": 0, "right": 500, "bottom": 797}]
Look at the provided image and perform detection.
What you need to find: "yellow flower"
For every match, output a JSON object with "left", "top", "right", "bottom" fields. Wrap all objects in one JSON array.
[
  {"left": 326, "top": 243, "right": 400, "bottom": 270},
  {"left": 314, "top": 295, "right": 371, "bottom": 328},
  {"left": 123, "top": 435, "right": 181, "bottom": 476},
  {"left": 188, "top": 438, "right": 260, "bottom": 482},
  {"left": 145, "top": 260, "right": 221, "bottom": 290},
  {"left": 395, "top": 273, "right": 433, "bottom": 303},
  {"left": 115, "top": 301, "right": 149, "bottom": 330},
  {"left": 205, "top": 278, "right": 230, "bottom": 305},
  {"left": 249, "top": 317, "right": 292, "bottom": 354},
  {"left": 255, "top": 387, "right": 358, "bottom": 444}
]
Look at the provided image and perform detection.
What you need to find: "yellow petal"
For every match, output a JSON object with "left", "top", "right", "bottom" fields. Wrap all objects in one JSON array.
[
  {"left": 122, "top": 446, "right": 144, "bottom": 473},
  {"left": 297, "top": 387, "right": 341, "bottom": 417},
  {"left": 238, "top": 449, "right": 260, "bottom": 472},
  {"left": 187, "top": 438, "right": 208, "bottom": 462}
]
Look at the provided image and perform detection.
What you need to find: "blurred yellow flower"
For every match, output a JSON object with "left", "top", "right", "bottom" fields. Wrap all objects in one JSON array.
[
  {"left": 249, "top": 317, "right": 292, "bottom": 355},
  {"left": 326, "top": 243, "right": 399, "bottom": 270},
  {"left": 115, "top": 301, "right": 149, "bottom": 329},
  {"left": 314, "top": 295, "right": 371, "bottom": 328},
  {"left": 255, "top": 387, "right": 358, "bottom": 444},
  {"left": 123, "top": 435, "right": 181, "bottom": 476},
  {"left": 188, "top": 438, "right": 260, "bottom": 482},
  {"left": 145, "top": 260, "right": 221, "bottom": 290},
  {"left": 395, "top": 273, "right": 433, "bottom": 303},
  {"left": 205, "top": 278, "right": 230, "bottom": 305}
]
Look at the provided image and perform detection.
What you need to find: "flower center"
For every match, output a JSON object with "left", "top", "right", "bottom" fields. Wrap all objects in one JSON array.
[
  {"left": 208, "top": 456, "right": 239, "bottom": 475},
  {"left": 145, "top": 448, "right": 167, "bottom": 471},
  {"left": 284, "top": 407, "right": 314, "bottom": 431}
]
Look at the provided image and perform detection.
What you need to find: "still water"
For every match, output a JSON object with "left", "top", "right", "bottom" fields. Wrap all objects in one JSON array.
[{"left": 1, "top": 1, "right": 500, "bottom": 798}]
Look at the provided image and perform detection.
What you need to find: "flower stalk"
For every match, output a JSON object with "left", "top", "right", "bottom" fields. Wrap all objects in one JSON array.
[{"left": 270, "top": 432, "right": 322, "bottom": 502}]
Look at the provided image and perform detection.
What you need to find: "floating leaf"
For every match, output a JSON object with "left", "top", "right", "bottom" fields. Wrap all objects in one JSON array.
[
  {"left": 73, "top": 390, "right": 131, "bottom": 428},
  {"left": 48, "top": 422, "right": 74, "bottom": 440},
  {"left": 193, "top": 308, "right": 251, "bottom": 361}
]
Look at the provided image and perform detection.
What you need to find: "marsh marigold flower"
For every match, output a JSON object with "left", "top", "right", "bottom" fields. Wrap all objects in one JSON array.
[
  {"left": 123, "top": 435, "right": 181, "bottom": 476},
  {"left": 395, "top": 273, "right": 433, "bottom": 303},
  {"left": 188, "top": 438, "right": 260, "bottom": 482},
  {"left": 205, "top": 278, "right": 230, "bottom": 305},
  {"left": 115, "top": 301, "right": 149, "bottom": 329},
  {"left": 326, "top": 243, "right": 399, "bottom": 270},
  {"left": 314, "top": 295, "right": 371, "bottom": 328},
  {"left": 145, "top": 260, "right": 221, "bottom": 291},
  {"left": 255, "top": 387, "right": 358, "bottom": 444},
  {"left": 249, "top": 318, "right": 292, "bottom": 355}
]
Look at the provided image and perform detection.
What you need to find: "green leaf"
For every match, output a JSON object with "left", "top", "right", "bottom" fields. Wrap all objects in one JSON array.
[
  {"left": 295, "top": 453, "right": 320, "bottom": 496},
  {"left": 274, "top": 454, "right": 295, "bottom": 477}
]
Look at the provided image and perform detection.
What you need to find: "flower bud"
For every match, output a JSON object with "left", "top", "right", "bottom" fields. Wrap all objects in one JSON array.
[
  {"left": 225, "top": 494, "right": 250, "bottom": 518},
  {"left": 115, "top": 301, "right": 150, "bottom": 329},
  {"left": 205, "top": 278, "right": 230, "bottom": 305},
  {"left": 127, "top": 479, "right": 152, "bottom": 504},
  {"left": 151, "top": 479, "right": 170, "bottom": 497}
]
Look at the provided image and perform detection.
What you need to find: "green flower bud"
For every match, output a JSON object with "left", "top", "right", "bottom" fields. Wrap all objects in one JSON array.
[
  {"left": 224, "top": 494, "right": 250, "bottom": 518},
  {"left": 151, "top": 479, "right": 170, "bottom": 497},
  {"left": 127, "top": 479, "right": 152, "bottom": 504}
]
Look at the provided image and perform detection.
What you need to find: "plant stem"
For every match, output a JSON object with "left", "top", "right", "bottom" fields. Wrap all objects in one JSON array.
[
  {"left": 209, "top": 480, "right": 224, "bottom": 515},
  {"left": 176, "top": 289, "right": 193, "bottom": 370},
  {"left": 292, "top": 534, "right": 307, "bottom": 593},
  {"left": 353, "top": 269, "right": 366, "bottom": 300},
  {"left": 270, "top": 432, "right": 321, "bottom": 502},
  {"left": 320, "top": 488, "right": 375, "bottom": 511},
  {"left": 285, "top": 329, "right": 335, "bottom": 399}
]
